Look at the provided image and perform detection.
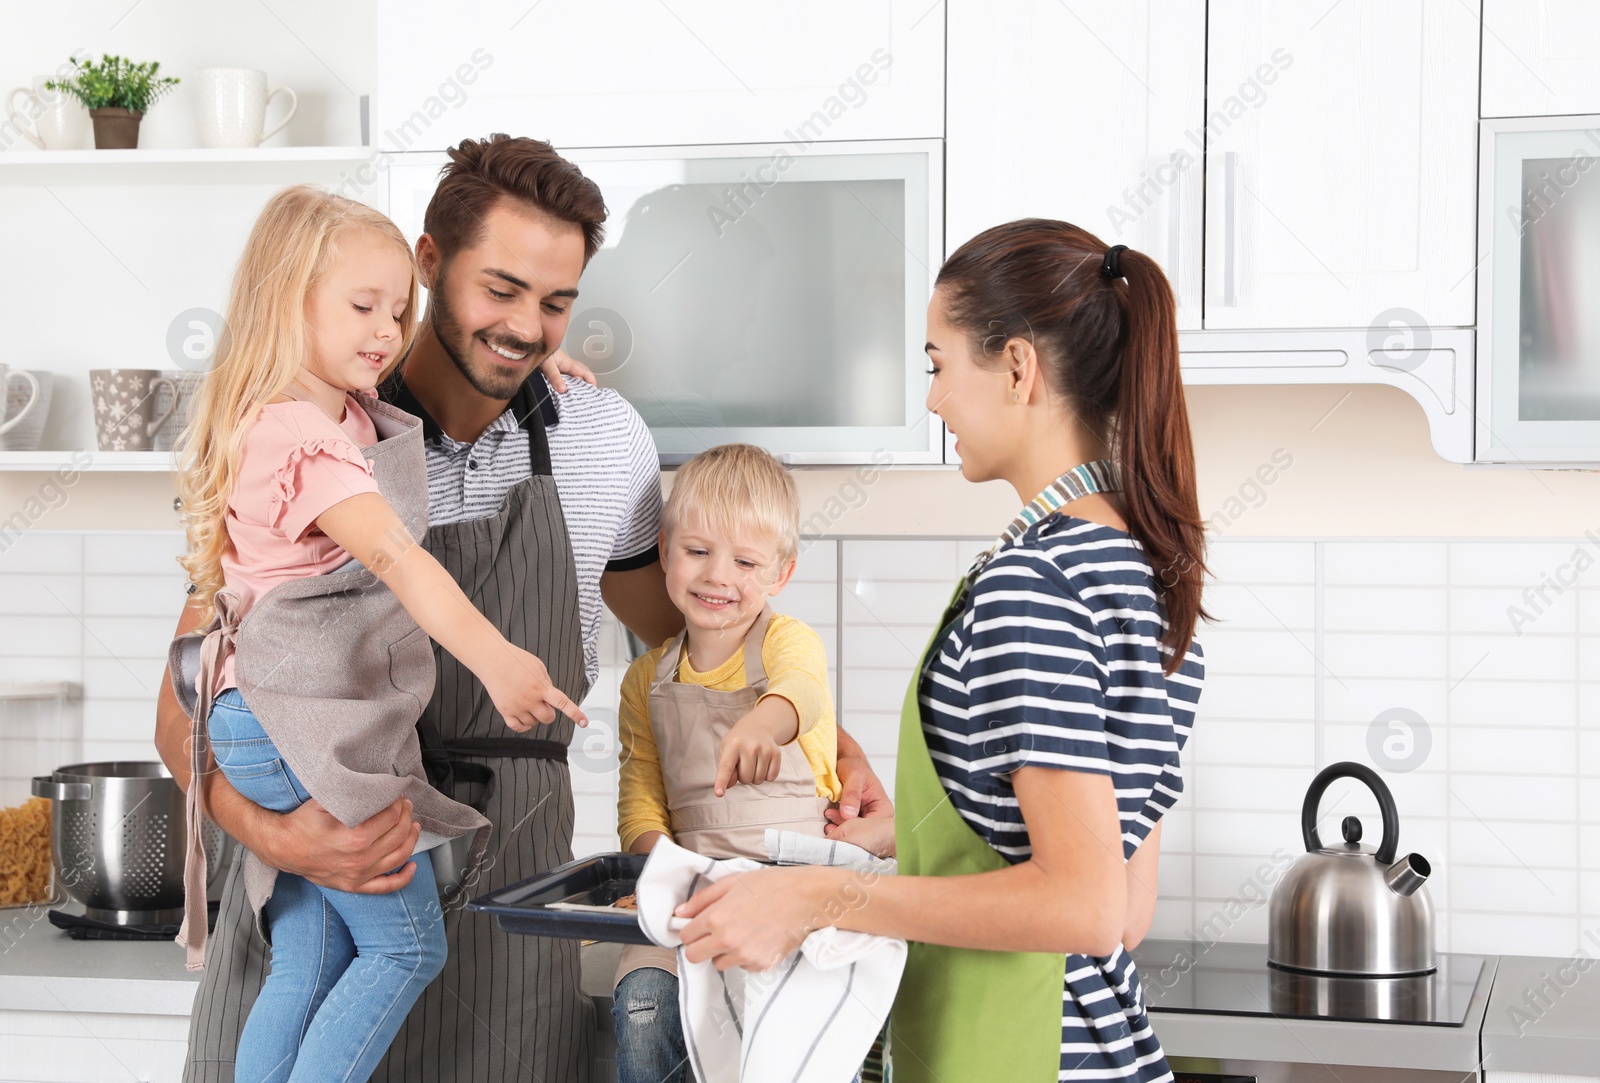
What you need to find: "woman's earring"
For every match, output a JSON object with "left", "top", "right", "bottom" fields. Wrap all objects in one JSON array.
[{"left": 1013, "top": 392, "right": 1020, "bottom": 402}]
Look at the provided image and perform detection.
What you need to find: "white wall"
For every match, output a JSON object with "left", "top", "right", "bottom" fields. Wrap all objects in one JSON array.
[{"left": 7, "top": 522, "right": 1598, "bottom": 960}]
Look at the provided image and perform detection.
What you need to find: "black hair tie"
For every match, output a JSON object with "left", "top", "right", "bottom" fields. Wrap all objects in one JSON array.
[{"left": 1101, "top": 244, "right": 1129, "bottom": 280}]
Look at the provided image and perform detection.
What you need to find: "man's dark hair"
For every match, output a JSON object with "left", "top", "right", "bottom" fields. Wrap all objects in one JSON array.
[{"left": 424, "top": 133, "right": 607, "bottom": 263}]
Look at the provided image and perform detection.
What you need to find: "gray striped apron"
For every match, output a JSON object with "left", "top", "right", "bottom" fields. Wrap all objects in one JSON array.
[{"left": 183, "top": 375, "right": 594, "bottom": 1083}]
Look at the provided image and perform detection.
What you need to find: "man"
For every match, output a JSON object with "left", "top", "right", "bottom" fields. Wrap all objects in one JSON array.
[{"left": 155, "top": 133, "right": 890, "bottom": 1083}]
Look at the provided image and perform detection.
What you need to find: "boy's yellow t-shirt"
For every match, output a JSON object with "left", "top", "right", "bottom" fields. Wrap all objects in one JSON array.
[{"left": 616, "top": 612, "right": 841, "bottom": 851}]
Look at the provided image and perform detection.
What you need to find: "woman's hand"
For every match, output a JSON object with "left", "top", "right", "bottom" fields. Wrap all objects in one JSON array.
[
  {"left": 820, "top": 813, "right": 895, "bottom": 858},
  {"left": 482, "top": 643, "right": 589, "bottom": 731},
  {"left": 539, "top": 347, "right": 597, "bottom": 392},
  {"left": 675, "top": 865, "right": 849, "bottom": 972}
]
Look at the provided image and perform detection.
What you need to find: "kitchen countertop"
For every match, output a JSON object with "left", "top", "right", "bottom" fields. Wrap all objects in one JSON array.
[
  {"left": 0, "top": 904, "right": 623, "bottom": 1019},
  {"left": 1481, "top": 949, "right": 1600, "bottom": 1077},
  {"left": 9, "top": 921, "right": 1600, "bottom": 1077},
  {"left": 1130, "top": 939, "right": 1498, "bottom": 1075}
]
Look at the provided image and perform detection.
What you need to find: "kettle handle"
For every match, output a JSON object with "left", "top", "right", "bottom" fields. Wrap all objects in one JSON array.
[{"left": 1301, "top": 761, "right": 1399, "bottom": 864}]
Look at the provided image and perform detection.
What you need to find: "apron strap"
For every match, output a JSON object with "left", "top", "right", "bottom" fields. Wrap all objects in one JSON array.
[
  {"left": 649, "top": 606, "right": 775, "bottom": 690},
  {"left": 741, "top": 605, "right": 773, "bottom": 686},
  {"left": 179, "top": 589, "right": 244, "bottom": 971}
]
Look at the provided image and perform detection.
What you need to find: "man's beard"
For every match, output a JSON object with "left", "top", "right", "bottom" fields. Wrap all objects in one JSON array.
[{"left": 429, "top": 270, "right": 549, "bottom": 400}]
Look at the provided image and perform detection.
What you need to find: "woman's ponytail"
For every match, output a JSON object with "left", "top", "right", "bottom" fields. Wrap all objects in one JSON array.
[
  {"left": 1112, "top": 249, "right": 1207, "bottom": 671},
  {"left": 937, "top": 221, "right": 1208, "bottom": 673}
]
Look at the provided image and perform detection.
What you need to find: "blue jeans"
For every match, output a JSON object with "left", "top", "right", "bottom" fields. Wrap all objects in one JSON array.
[
  {"left": 613, "top": 966, "right": 863, "bottom": 1083},
  {"left": 613, "top": 966, "right": 689, "bottom": 1083},
  {"left": 208, "top": 688, "right": 447, "bottom": 1083}
]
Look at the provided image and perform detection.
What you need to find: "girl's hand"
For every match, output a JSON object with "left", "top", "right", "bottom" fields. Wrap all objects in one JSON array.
[
  {"left": 675, "top": 865, "right": 847, "bottom": 972},
  {"left": 539, "top": 347, "right": 597, "bottom": 393},
  {"left": 482, "top": 644, "right": 589, "bottom": 731}
]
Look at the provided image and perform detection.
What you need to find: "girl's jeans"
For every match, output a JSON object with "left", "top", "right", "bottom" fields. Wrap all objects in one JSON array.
[{"left": 208, "top": 687, "right": 447, "bottom": 1083}]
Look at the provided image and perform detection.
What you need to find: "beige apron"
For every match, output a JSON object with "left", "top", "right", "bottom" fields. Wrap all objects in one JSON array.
[
  {"left": 615, "top": 607, "right": 831, "bottom": 984},
  {"left": 168, "top": 391, "right": 492, "bottom": 970}
]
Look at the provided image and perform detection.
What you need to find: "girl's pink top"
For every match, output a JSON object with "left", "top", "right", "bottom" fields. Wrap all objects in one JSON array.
[{"left": 213, "top": 391, "right": 382, "bottom": 692}]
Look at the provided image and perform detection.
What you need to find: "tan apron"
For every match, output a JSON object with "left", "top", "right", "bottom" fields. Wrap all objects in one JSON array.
[
  {"left": 615, "top": 606, "right": 831, "bottom": 984},
  {"left": 167, "top": 391, "right": 492, "bottom": 970}
]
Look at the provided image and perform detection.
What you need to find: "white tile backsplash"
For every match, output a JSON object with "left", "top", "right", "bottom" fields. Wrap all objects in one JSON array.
[{"left": 8, "top": 529, "right": 1600, "bottom": 960}]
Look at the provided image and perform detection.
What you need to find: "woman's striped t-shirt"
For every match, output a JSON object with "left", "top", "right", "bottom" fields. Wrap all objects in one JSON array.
[{"left": 917, "top": 514, "right": 1205, "bottom": 1082}]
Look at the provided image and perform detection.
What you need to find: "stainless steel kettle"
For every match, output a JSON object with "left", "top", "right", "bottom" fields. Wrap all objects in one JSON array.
[{"left": 1267, "top": 761, "right": 1435, "bottom": 976}]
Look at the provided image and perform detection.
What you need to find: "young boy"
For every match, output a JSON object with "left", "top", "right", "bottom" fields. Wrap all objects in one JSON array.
[{"left": 612, "top": 443, "right": 841, "bottom": 1083}]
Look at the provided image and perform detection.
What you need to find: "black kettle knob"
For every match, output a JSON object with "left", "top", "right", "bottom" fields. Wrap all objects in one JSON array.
[
  {"left": 1341, "top": 816, "right": 1363, "bottom": 844},
  {"left": 1301, "top": 762, "right": 1400, "bottom": 864}
]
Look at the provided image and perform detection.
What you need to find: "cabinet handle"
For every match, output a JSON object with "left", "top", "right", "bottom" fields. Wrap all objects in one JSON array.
[
  {"left": 1223, "top": 151, "right": 1240, "bottom": 307},
  {"left": 1167, "top": 173, "right": 1183, "bottom": 306}
]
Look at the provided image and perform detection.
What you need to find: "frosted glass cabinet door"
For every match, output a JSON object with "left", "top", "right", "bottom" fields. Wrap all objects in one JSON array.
[
  {"left": 1203, "top": 0, "right": 1480, "bottom": 330},
  {"left": 386, "top": 142, "right": 942, "bottom": 464},
  {"left": 946, "top": 0, "right": 1205, "bottom": 330},
  {"left": 1479, "top": 119, "right": 1600, "bottom": 462}
]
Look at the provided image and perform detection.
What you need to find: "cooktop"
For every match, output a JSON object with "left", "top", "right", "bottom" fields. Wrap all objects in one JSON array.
[{"left": 1129, "top": 939, "right": 1488, "bottom": 1027}]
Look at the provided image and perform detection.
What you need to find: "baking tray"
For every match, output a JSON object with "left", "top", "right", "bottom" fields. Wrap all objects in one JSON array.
[{"left": 468, "top": 852, "right": 652, "bottom": 944}]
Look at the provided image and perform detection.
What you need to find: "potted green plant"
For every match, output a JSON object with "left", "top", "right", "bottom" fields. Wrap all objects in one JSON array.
[{"left": 46, "top": 55, "right": 180, "bottom": 150}]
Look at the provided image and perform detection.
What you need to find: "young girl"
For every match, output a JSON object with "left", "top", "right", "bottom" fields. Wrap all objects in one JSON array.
[{"left": 169, "top": 185, "right": 586, "bottom": 1083}]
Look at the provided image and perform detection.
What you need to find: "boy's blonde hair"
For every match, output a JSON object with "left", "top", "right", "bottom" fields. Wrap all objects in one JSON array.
[
  {"left": 177, "top": 185, "right": 421, "bottom": 607},
  {"left": 663, "top": 444, "right": 799, "bottom": 561}
]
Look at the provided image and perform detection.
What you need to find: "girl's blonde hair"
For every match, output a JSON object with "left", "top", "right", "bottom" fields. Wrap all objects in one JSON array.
[
  {"left": 177, "top": 185, "right": 420, "bottom": 607},
  {"left": 662, "top": 443, "right": 800, "bottom": 561}
]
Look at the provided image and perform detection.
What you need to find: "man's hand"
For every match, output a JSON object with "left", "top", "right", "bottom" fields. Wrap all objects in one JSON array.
[
  {"left": 828, "top": 726, "right": 893, "bottom": 830},
  {"left": 481, "top": 643, "right": 589, "bottom": 731},
  {"left": 821, "top": 813, "right": 895, "bottom": 858},
  {"left": 261, "top": 797, "right": 423, "bottom": 894},
  {"left": 539, "top": 347, "right": 597, "bottom": 393}
]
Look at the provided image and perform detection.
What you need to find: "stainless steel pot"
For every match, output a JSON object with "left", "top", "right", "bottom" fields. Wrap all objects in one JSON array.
[
  {"left": 32, "top": 761, "right": 228, "bottom": 925},
  {"left": 1268, "top": 761, "right": 1435, "bottom": 976}
]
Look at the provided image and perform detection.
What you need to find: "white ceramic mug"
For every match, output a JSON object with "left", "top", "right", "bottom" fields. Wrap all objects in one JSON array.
[
  {"left": 5, "top": 76, "right": 91, "bottom": 151},
  {"left": 0, "top": 369, "right": 51, "bottom": 451},
  {"left": 0, "top": 366, "right": 41, "bottom": 443},
  {"left": 194, "top": 68, "right": 297, "bottom": 149}
]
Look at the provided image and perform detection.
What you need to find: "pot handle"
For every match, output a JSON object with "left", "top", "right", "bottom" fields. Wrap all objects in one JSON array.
[
  {"left": 32, "top": 776, "right": 91, "bottom": 801},
  {"left": 1301, "top": 761, "right": 1399, "bottom": 864}
]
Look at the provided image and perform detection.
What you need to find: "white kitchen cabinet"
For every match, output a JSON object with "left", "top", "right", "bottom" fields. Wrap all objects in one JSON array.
[
  {"left": 373, "top": 0, "right": 943, "bottom": 151},
  {"left": 1203, "top": 0, "right": 1480, "bottom": 330},
  {"left": 1483, "top": 0, "right": 1600, "bottom": 117},
  {"left": 945, "top": 1, "right": 1205, "bottom": 329}
]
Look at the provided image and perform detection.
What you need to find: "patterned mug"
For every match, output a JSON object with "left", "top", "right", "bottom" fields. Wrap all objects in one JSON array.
[
  {"left": 153, "top": 371, "right": 206, "bottom": 453},
  {"left": 89, "top": 369, "right": 177, "bottom": 453},
  {"left": 0, "top": 366, "right": 42, "bottom": 446}
]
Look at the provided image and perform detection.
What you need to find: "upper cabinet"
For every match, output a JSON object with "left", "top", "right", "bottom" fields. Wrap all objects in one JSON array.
[
  {"left": 374, "top": 0, "right": 944, "bottom": 150},
  {"left": 1202, "top": 0, "right": 1480, "bottom": 330},
  {"left": 945, "top": 1, "right": 1205, "bottom": 329},
  {"left": 1483, "top": 0, "right": 1600, "bottom": 117}
]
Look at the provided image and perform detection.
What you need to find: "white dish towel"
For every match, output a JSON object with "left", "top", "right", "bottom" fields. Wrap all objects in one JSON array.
[{"left": 634, "top": 833, "right": 906, "bottom": 1083}]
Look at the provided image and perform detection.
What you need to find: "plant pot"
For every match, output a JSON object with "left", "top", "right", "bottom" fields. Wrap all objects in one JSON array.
[{"left": 88, "top": 107, "right": 143, "bottom": 149}]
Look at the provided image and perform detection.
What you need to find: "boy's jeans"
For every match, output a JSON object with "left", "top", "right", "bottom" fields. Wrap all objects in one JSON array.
[
  {"left": 612, "top": 965, "right": 864, "bottom": 1083},
  {"left": 208, "top": 687, "right": 447, "bottom": 1083},
  {"left": 613, "top": 965, "right": 690, "bottom": 1083}
]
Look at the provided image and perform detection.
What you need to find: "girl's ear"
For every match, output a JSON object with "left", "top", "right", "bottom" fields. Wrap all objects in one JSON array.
[{"left": 656, "top": 528, "right": 669, "bottom": 563}]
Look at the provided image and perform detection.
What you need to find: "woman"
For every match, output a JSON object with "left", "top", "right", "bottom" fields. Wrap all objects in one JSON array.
[{"left": 673, "top": 220, "right": 1208, "bottom": 1081}]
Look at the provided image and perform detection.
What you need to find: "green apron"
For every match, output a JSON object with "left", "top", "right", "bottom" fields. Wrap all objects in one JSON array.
[{"left": 886, "top": 577, "right": 1066, "bottom": 1082}]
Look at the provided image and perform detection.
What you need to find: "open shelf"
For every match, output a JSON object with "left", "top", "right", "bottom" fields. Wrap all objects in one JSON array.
[
  {"left": 0, "top": 451, "right": 175, "bottom": 473},
  {"left": 0, "top": 146, "right": 372, "bottom": 167}
]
